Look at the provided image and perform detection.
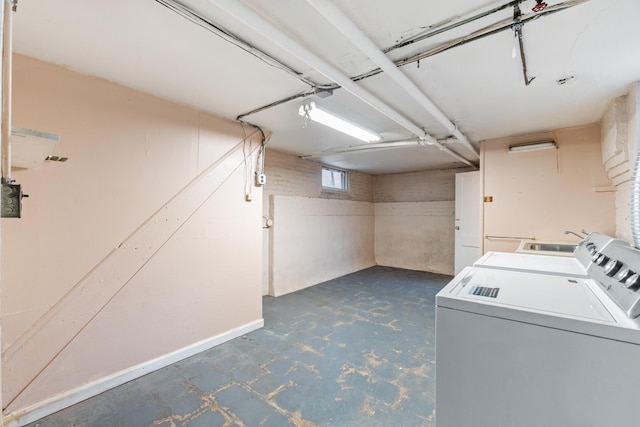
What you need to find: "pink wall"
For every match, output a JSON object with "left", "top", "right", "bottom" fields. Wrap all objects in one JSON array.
[
  {"left": 2, "top": 55, "right": 263, "bottom": 420},
  {"left": 482, "top": 124, "right": 615, "bottom": 252}
]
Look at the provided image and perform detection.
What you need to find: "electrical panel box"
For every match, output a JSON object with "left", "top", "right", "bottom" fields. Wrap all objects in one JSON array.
[{"left": 2, "top": 183, "right": 22, "bottom": 218}]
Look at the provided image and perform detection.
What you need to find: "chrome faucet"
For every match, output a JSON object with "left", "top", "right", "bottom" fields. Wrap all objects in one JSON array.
[{"left": 564, "top": 230, "right": 584, "bottom": 239}]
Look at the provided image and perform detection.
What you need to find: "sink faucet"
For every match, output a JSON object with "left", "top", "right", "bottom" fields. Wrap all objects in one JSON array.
[{"left": 564, "top": 230, "right": 584, "bottom": 239}]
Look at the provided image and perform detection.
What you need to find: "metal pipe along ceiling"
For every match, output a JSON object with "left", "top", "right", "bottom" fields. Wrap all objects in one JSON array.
[
  {"left": 305, "top": 0, "right": 479, "bottom": 159},
  {"left": 209, "top": 0, "right": 477, "bottom": 168}
]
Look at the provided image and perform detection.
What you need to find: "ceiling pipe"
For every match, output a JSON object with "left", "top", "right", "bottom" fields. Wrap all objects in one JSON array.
[
  {"left": 301, "top": 140, "right": 422, "bottom": 159},
  {"left": 237, "top": 0, "right": 588, "bottom": 135},
  {"left": 301, "top": 139, "right": 476, "bottom": 168},
  {"left": 384, "top": 0, "right": 523, "bottom": 54},
  {"left": 208, "top": 0, "right": 429, "bottom": 141},
  {"left": 306, "top": 0, "right": 479, "bottom": 159},
  {"left": 396, "top": 0, "right": 591, "bottom": 68},
  {"left": 155, "top": 0, "right": 331, "bottom": 91},
  {"left": 512, "top": 4, "right": 535, "bottom": 86},
  {"left": 209, "top": 0, "right": 476, "bottom": 168}
]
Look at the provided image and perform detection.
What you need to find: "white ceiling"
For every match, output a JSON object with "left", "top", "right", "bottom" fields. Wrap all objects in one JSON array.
[{"left": 12, "top": 0, "right": 640, "bottom": 174}]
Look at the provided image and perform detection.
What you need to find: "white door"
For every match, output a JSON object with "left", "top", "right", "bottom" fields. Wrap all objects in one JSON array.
[{"left": 454, "top": 171, "right": 482, "bottom": 274}]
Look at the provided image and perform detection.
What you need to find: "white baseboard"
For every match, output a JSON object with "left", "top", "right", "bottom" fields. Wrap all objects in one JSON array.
[{"left": 4, "top": 319, "right": 264, "bottom": 427}]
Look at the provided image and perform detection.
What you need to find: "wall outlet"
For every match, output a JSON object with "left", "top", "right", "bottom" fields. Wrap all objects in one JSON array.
[{"left": 256, "top": 173, "right": 267, "bottom": 186}]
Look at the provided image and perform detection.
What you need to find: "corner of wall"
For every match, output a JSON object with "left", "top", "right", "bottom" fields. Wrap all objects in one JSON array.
[{"left": 603, "top": 82, "right": 640, "bottom": 241}]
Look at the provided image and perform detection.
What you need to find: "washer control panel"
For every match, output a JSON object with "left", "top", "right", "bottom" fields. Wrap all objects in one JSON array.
[
  {"left": 574, "top": 232, "right": 621, "bottom": 269},
  {"left": 580, "top": 234, "right": 640, "bottom": 318}
]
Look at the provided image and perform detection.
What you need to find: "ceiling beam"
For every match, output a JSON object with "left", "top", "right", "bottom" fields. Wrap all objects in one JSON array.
[
  {"left": 209, "top": 0, "right": 477, "bottom": 168},
  {"left": 306, "top": 0, "right": 479, "bottom": 159}
]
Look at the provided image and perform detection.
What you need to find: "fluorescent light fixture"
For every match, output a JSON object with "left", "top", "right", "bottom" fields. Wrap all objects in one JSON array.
[
  {"left": 508, "top": 140, "right": 557, "bottom": 153},
  {"left": 298, "top": 102, "right": 380, "bottom": 143}
]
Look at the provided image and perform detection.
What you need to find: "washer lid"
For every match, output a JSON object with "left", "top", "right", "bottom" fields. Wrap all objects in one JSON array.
[
  {"left": 447, "top": 268, "right": 614, "bottom": 323},
  {"left": 474, "top": 252, "right": 588, "bottom": 277}
]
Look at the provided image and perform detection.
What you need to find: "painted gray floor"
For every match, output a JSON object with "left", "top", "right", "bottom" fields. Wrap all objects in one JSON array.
[{"left": 27, "top": 266, "right": 450, "bottom": 427}]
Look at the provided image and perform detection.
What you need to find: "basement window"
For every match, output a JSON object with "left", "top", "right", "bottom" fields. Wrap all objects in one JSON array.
[{"left": 322, "top": 166, "right": 348, "bottom": 192}]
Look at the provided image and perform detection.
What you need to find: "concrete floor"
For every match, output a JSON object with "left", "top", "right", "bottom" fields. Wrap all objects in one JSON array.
[{"left": 26, "top": 266, "right": 450, "bottom": 427}]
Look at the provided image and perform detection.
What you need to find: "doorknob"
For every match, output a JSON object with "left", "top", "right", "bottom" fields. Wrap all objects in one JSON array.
[{"left": 455, "top": 226, "right": 460, "bottom": 230}]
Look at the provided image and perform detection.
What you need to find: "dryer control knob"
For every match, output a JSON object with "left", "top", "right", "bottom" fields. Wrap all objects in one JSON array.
[
  {"left": 595, "top": 253, "right": 609, "bottom": 266},
  {"left": 625, "top": 273, "right": 640, "bottom": 289},
  {"left": 616, "top": 267, "right": 631, "bottom": 282},
  {"left": 604, "top": 259, "right": 623, "bottom": 276}
]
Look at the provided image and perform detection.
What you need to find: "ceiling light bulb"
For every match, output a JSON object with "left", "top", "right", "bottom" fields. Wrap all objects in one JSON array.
[{"left": 298, "top": 102, "right": 380, "bottom": 143}]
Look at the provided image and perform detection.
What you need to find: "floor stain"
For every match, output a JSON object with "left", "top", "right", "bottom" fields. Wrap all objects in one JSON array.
[
  {"left": 359, "top": 395, "right": 376, "bottom": 416},
  {"left": 364, "top": 349, "right": 387, "bottom": 367},
  {"left": 382, "top": 318, "right": 401, "bottom": 331},
  {"left": 153, "top": 388, "right": 244, "bottom": 427},
  {"left": 296, "top": 343, "right": 324, "bottom": 356},
  {"left": 288, "top": 411, "right": 319, "bottom": 427},
  {"left": 337, "top": 364, "right": 375, "bottom": 384},
  {"left": 266, "top": 380, "right": 296, "bottom": 401}
]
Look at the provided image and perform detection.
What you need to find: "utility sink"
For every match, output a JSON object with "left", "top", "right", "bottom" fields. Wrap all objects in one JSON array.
[{"left": 516, "top": 240, "right": 577, "bottom": 257}]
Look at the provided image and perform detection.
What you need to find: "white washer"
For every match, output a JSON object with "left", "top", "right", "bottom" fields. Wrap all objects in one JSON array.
[{"left": 436, "top": 235, "right": 640, "bottom": 427}]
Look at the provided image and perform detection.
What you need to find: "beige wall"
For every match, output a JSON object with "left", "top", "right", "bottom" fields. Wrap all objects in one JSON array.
[
  {"left": 2, "top": 55, "right": 263, "bottom": 420},
  {"left": 262, "top": 152, "right": 465, "bottom": 292},
  {"left": 482, "top": 124, "right": 615, "bottom": 253},
  {"left": 262, "top": 150, "right": 374, "bottom": 295},
  {"left": 270, "top": 196, "right": 375, "bottom": 296},
  {"left": 372, "top": 169, "right": 469, "bottom": 275}
]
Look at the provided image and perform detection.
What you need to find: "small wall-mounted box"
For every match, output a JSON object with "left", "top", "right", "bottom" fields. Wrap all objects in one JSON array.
[{"left": 2, "top": 183, "right": 23, "bottom": 218}]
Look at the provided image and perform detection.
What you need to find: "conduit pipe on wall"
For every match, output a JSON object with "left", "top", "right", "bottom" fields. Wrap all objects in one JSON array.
[
  {"left": 209, "top": 0, "right": 477, "bottom": 169},
  {"left": 1, "top": 0, "right": 12, "bottom": 183},
  {"left": 305, "top": 0, "right": 479, "bottom": 159}
]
